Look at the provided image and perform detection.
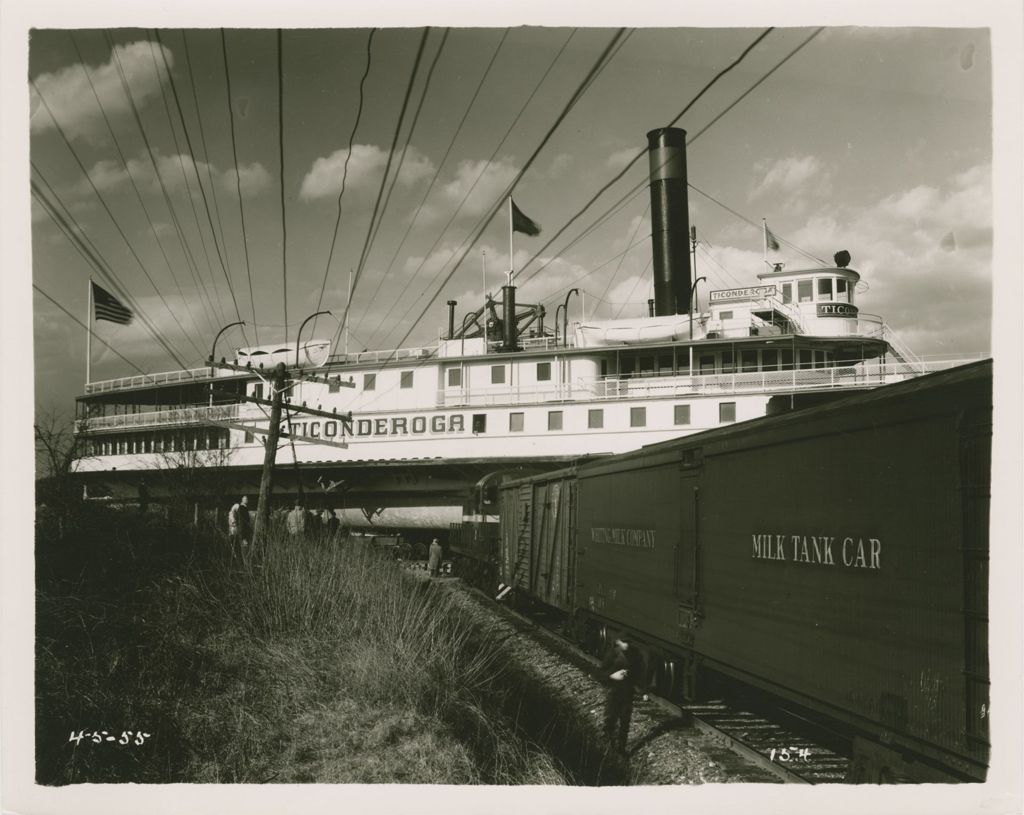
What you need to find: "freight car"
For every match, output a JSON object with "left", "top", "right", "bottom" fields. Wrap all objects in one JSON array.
[{"left": 496, "top": 360, "right": 992, "bottom": 782}]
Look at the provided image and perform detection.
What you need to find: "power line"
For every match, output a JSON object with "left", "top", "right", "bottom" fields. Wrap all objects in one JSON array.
[
  {"left": 220, "top": 28, "right": 259, "bottom": 344},
  {"left": 352, "top": 28, "right": 510, "bottom": 346},
  {"left": 364, "top": 28, "right": 581, "bottom": 350},
  {"left": 31, "top": 77, "right": 200, "bottom": 368},
  {"left": 33, "top": 283, "right": 153, "bottom": 378},
  {"left": 309, "top": 28, "right": 377, "bottom": 341},
  {"left": 277, "top": 29, "right": 288, "bottom": 342},
  {"left": 154, "top": 29, "right": 250, "bottom": 345},
  {"left": 331, "top": 27, "right": 432, "bottom": 351}
]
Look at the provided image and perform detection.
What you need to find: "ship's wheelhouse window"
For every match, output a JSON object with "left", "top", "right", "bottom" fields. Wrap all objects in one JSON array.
[
  {"left": 472, "top": 414, "right": 487, "bottom": 433},
  {"left": 630, "top": 407, "right": 646, "bottom": 427},
  {"left": 798, "top": 349, "right": 814, "bottom": 369},
  {"left": 740, "top": 350, "right": 758, "bottom": 372},
  {"left": 817, "top": 278, "right": 833, "bottom": 300},
  {"left": 536, "top": 362, "right": 551, "bottom": 381},
  {"left": 782, "top": 283, "right": 793, "bottom": 304},
  {"left": 762, "top": 349, "right": 779, "bottom": 370},
  {"left": 699, "top": 354, "right": 715, "bottom": 374},
  {"left": 447, "top": 367, "right": 462, "bottom": 387},
  {"left": 674, "top": 404, "right": 691, "bottom": 425},
  {"left": 588, "top": 409, "right": 604, "bottom": 429},
  {"left": 491, "top": 365, "right": 506, "bottom": 384},
  {"left": 781, "top": 349, "right": 794, "bottom": 371},
  {"left": 798, "top": 280, "right": 813, "bottom": 302},
  {"left": 400, "top": 370, "right": 414, "bottom": 389},
  {"left": 657, "top": 354, "right": 673, "bottom": 376},
  {"left": 364, "top": 373, "right": 376, "bottom": 391},
  {"left": 721, "top": 351, "right": 734, "bottom": 374},
  {"left": 509, "top": 412, "right": 524, "bottom": 432},
  {"left": 719, "top": 402, "right": 736, "bottom": 423},
  {"left": 719, "top": 310, "right": 733, "bottom": 320},
  {"left": 547, "top": 411, "right": 563, "bottom": 431},
  {"left": 836, "top": 279, "right": 849, "bottom": 302}
]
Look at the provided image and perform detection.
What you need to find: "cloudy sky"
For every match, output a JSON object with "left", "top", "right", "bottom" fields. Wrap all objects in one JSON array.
[{"left": 27, "top": 25, "right": 994, "bottom": 413}]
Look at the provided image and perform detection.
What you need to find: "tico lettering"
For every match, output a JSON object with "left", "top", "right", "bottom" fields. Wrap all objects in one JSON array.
[
  {"left": 751, "top": 533, "right": 881, "bottom": 570},
  {"left": 283, "top": 413, "right": 466, "bottom": 439}
]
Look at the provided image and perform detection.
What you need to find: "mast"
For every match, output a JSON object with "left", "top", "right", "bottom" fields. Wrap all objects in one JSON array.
[{"left": 86, "top": 277, "right": 92, "bottom": 386}]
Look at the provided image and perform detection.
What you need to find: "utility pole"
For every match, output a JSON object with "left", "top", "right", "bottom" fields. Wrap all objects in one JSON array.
[{"left": 253, "top": 362, "right": 287, "bottom": 544}]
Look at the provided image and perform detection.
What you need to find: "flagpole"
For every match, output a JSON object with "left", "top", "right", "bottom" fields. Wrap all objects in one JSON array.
[
  {"left": 762, "top": 218, "right": 768, "bottom": 269},
  {"left": 86, "top": 277, "right": 92, "bottom": 386},
  {"left": 482, "top": 250, "right": 488, "bottom": 349}
]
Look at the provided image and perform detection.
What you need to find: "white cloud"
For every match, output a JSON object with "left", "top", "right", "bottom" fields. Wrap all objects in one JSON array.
[
  {"left": 222, "top": 163, "right": 272, "bottom": 197},
  {"left": 30, "top": 41, "right": 173, "bottom": 141},
  {"left": 299, "top": 144, "right": 434, "bottom": 201},
  {"left": 749, "top": 155, "right": 832, "bottom": 202},
  {"left": 74, "top": 152, "right": 270, "bottom": 200},
  {"left": 439, "top": 157, "right": 520, "bottom": 218}
]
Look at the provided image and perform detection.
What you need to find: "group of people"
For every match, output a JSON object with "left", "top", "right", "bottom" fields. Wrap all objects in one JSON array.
[{"left": 227, "top": 495, "right": 342, "bottom": 545}]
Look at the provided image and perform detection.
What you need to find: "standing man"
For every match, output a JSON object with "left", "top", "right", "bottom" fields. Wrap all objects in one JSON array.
[
  {"left": 601, "top": 635, "right": 644, "bottom": 754},
  {"left": 286, "top": 499, "right": 307, "bottom": 539},
  {"left": 427, "top": 537, "right": 443, "bottom": 577},
  {"left": 228, "top": 495, "right": 251, "bottom": 548}
]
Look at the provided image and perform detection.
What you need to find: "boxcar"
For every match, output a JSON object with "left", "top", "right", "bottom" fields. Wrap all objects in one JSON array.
[{"left": 501, "top": 360, "right": 992, "bottom": 782}]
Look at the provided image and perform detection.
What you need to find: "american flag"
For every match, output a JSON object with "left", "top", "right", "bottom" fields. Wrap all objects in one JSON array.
[{"left": 92, "top": 281, "right": 133, "bottom": 325}]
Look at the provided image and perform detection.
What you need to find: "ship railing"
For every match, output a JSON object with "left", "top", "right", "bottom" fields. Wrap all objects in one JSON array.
[
  {"left": 435, "top": 358, "right": 972, "bottom": 407},
  {"left": 327, "top": 345, "right": 438, "bottom": 365},
  {"left": 76, "top": 402, "right": 263, "bottom": 433},
  {"left": 83, "top": 365, "right": 252, "bottom": 394}
]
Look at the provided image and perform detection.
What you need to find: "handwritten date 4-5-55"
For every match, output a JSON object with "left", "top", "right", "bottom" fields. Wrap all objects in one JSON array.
[{"left": 68, "top": 730, "right": 151, "bottom": 746}]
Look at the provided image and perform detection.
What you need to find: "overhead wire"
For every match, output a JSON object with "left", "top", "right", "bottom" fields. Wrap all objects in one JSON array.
[
  {"left": 356, "top": 28, "right": 629, "bottom": 410},
  {"left": 31, "top": 176, "right": 192, "bottom": 369},
  {"left": 354, "top": 28, "right": 452, "bottom": 333},
  {"left": 220, "top": 28, "right": 259, "bottom": 344},
  {"left": 350, "top": 28, "right": 510, "bottom": 346},
  {"left": 155, "top": 29, "right": 251, "bottom": 346},
  {"left": 91, "top": 30, "right": 219, "bottom": 340},
  {"left": 331, "top": 27, "right": 432, "bottom": 353},
  {"left": 364, "top": 28, "right": 582, "bottom": 351},
  {"left": 308, "top": 28, "right": 377, "bottom": 340},
  {"left": 145, "top": 34, "right": 229, "bottom": 329},
  {"left": 31, "top": 77, "right": 200, "bottom": 368}
]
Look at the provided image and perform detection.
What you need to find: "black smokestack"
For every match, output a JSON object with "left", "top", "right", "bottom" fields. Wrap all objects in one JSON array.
[
  {"left": 502, "top": 285, "right": 519, "bottom": 350},
  {"left": 647, "top": 127, "right": 691, "bottom": 316}
]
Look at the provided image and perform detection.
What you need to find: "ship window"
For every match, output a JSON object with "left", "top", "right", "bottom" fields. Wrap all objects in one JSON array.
[
  {"left": 630, "top": 407, "right": 646, "bottom": 427},
  {"left": 719, "top": 310, "right": 733, "bottom": 320},
  {"left": 782, "top": 283, "right": 793, "bottom": 304},
  {"left": 400, "top": 370, "right": 414, "bottom": 389},
  {"left": 588, "top": 409, "right": 604, "bottom": 429},
  {"left": 509, "top": 412, "right": 524, "bottom": 432},
  {"left": 472, "top": 414, "right": 487, "bottom": 433},
  {"left": 836, "top": 279, "right": 849, "bottom": 303},
  {"left": 762, "top": 349, "right": 779, "bottom": 370},
  {"left": 547, "top": 411, "right": 563, "bottom": 431},
  {"left": 699, "top": 354, "right": 715, "bottom": 374},
  {"left": 781, "top": 349, "right": 794, "bottom": 370},
  {"left": 364, "top": 373, "right": 376, "bottom": 391},
  {"left": 536, "top": 362, "right": 551, "bottom": 381},
  {"left": 491, "top": 365, "right": 506, "bottom": 384},
  {"left": 657, "top": 354, "right": 673, "bottom": 376},
  {"left": 620, "top": 358, "right": 636, "bottom": 378},
  {"left": 245, "top": 430, "right": 254, "bottom": 444},
  {"left": 817, "top": 278, "right": 833, "bottom": 300},
  {"left": 719, "top": 402, "right": 736, "bottom": 423},
  {"left": 798, "top": 281, "right": 813, "bottom": 302},
  {"left": 253, "top": 383, "right": 264, "bottom": 400},
  {"left": 447, "top": 367, "right": 462, "bottom": 387},
  {"left": 721, "top": 351, "right": 734, "bottom": 374},
  {"left": 638, "top": 356, "right": 655, "bottom": 376},
  {"left": 814, "top": 350, "right": 828, "bottom": 369},
  {"left": 674, "top": 404, "right": 691, "bottom": 425},
  {"left": 740, "top": 350, "right": 758, "bottom": 372},
  {"left": 798, "top": 349, "right": 813, "bottom": 369}
]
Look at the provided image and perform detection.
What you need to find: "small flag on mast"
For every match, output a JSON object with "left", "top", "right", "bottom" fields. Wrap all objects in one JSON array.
[
  {"left": 765, "top": 223, "right": 781, "bottom": 251},
  {"left": 92, "top": 281, "right": 133, "bottom": 325},
  {"left": 510, "top": 198, "right": 541, "bottom": 237}
]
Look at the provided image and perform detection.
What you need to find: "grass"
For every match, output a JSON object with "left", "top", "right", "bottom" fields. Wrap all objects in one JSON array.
[{"left": 35, "top": 504, "right": 566, "bottom": 785}]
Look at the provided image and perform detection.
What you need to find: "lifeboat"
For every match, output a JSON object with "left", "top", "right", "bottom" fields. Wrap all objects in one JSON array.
[{"left": 235, "top": 339, "right": 331, "bottom": 369}]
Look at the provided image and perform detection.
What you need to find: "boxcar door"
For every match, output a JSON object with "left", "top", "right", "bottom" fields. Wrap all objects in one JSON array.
[{"left": 674, "top": 455, "right": 703, "bottom": 644}]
